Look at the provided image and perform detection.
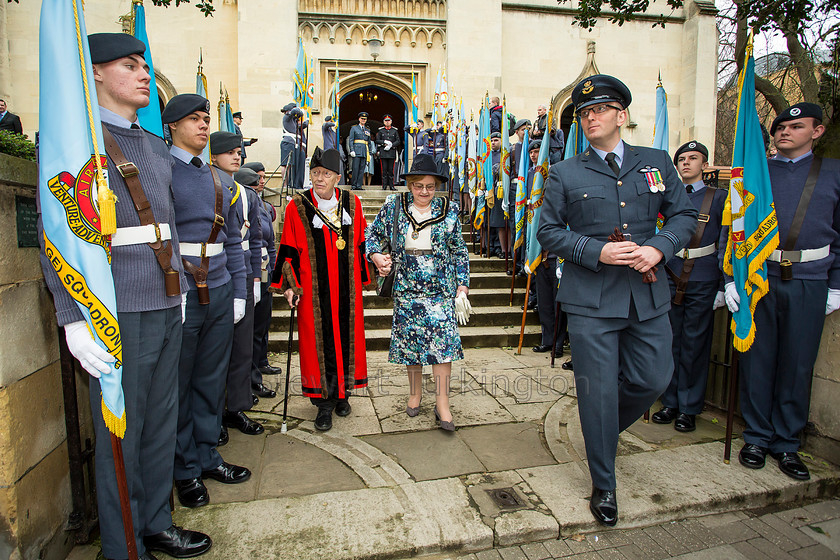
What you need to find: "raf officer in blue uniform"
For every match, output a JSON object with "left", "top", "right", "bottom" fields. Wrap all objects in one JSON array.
[
  {"left": 410, "top": 118, "right": 429, "bottom": 156},
  {"left": 280, "top": 102, "right": 308, "bottom": 189},
  {"left": 725, "top": 103, "right": 840, "bottom": 481},
  {"left": 652, "top": 141, "right": 727, "bottom": 432},
  {"left": 347, "top": 111, "right": 371, "bottom": 190},
  {"left": 536, "top": 75, "right": 697, "bottom": 527}
]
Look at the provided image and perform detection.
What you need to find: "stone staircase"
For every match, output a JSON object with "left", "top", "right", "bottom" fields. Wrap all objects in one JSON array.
[{"left": 268, "top": 185, "right": 541, "bottom": 353}]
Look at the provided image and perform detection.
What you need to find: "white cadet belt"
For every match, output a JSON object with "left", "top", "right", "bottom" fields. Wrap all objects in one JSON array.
[
  {"left": 110, "top": 223, "right": 171, "bottom": 247},
  {"left": 678, "top": 243, "right": 716, "bottom": 260},
  {"left": 180, "top": 242, "right": 224, "bottom": 258},
  {"left": 768, "top": 245, "right": 830, "bottom": 263}
]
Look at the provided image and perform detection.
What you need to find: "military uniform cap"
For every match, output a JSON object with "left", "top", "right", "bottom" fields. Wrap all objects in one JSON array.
[
  {"left": 770, "top": 102, "right": 823, "bottom": 135},
  {"left": 242, "top": 161, "right": 265, "bottom": 173},
  {"left": 234, "top": 167, "right": 259, "bottom": 187},
  {"left": 209, "top": 131, "right": 242, "bottom": 154},
  {"left": 673, "top": 141, "right": 708, "bottom": 166},
  {"left": 282, "top": 102, "right": 297, "bottom": 112},
  {"left": 358, "top": 111, "right": 369, "bottom": 118},
  {"left": 513, "top": 119, "right": 531, "bottom": 132},
  {"left": 310, "top": 147, "right": 342, "bottom": 175},
  {"left": 232, "top": 111, "right": 242, "bottom": 119},
  {"left": 88, "top": 33, "right": 146, "bottom": 64},
  {"left": 161, "top": 94, "right": 211, "bottom": 124},
  {"left": 490, "top": 132, "right": 501, "bottom": 139},
  {"left": 383, "top": 114, "right": 393, "bottom": 120},
  {"left": 572, "top": 74, "right": 632, "bottom": 111},
  {"left": 528, "top": 140, "right": 542, "bottom": 152},
  {"left": 324, "top": 115, "right": 333, "bottom": 122}
]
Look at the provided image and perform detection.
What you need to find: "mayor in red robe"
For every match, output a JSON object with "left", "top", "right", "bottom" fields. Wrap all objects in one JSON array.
[{"left": 271, "top": 148, "right": 370, "bottom": 431}]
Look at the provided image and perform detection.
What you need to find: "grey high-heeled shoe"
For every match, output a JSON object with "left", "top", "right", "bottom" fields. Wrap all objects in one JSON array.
[
  {"left": 434, "top": 407, "right": 456, "bottom": 432},
  {"left": 406, "top": 405, "right": 420, "bottom": 417}
]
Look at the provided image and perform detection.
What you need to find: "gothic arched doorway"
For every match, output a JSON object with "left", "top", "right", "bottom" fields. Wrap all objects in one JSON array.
[{"left": 339, "top": 86, "right": 408, "bottom": 185}]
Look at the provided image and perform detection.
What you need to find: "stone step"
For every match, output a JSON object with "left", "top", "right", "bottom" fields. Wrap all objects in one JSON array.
[{"left": 357, "top": 287, "right": 532, "bottom": 309}]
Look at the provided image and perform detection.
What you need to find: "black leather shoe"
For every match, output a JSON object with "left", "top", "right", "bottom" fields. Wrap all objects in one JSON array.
[
  {"left": 335, "top": 400, "right": 352, "bottom": 417},
  {"left": 651, "top": 407, "right": 679, "bottom": 424},
  {"left": 217, "top": 424, "right": 229, "bottom": 447},
  {"left": 739, "top": 443, "right": 768, "bottom": 469},
  {"left": 527, "top": 299, "right": 537, "bottom": 310},
  {"left": 174, "top": 478, "right": 209, "bottom": 508},
  {"left": 389, "top": 186, "right": 397, "bottom": 191},
  {"left": 252, "top": 383, "right": 276, "bottom": 398},
  {"left": 223, "top": 410, "right": 264, "bottom": 435},
  {"left": 252, "top": 393, "right": 259, "bottom": 406},
  {"left": 506, "top": 270, "right": 513, "bottom": 276},
  {"left": 201, "top": 461, "right": 251, "bottom": 484},
  {"left": 533, "top": 344, "right": 552, "bottom": 353},
  {"left": 561, "top": 361, "right": 574, "bottom": 371},
  {"left": 315, "top": 407, "right": 333, "bottom": 431},
  {"left": 674, "top": 413, "right": 696, "bottom": 432},
  {"left": 259, "top": 364, "right": 283, "bottom": 376},
  {"left": 144, "top": 524, "right": 212, "bottom": 558},
  {"left": 590, "top": 487, "right": 618, "bottom": 527},
  {"left": 770, "top": 451, "right": 810, "bottom": 480}
]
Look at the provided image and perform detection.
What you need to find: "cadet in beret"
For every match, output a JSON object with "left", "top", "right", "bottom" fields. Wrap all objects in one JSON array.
[
  {"left": 375, "top": 114, "right": 402, "bottom": 191},
  {"left": 280, "top": 102, "right": 308, "bottom": 190},
  {"left": 40, "top": 32, "right": 211, "bottom": 559},
  {"left": 322, "top": 115, "right": 338, "bottom": 151},
  {"left": 486, "top": 132, "right": 506, "bottom": 258},
  {"left": 537, "top": 74, "right": 697, "bottom": 527},
  {"left": 652, "top": 141, "right": 727, "bottom": 433},
  {"left": 347, "top": 111, "right": 371, "bottom": 190},
  {"left": 409, "top": 118, "right": 429, "bottom": 156},
  {"left": 209, "top": 132, "right": 269, "bottom": 443},
  {"left": 231, "top": 111, "right": 257, "bottom": 164},
  {"left": 724, "top": 102, "right": 840, "bottom": 481},
  {"left": 163, "top": 94, "right": 251, "bottom": 509}
]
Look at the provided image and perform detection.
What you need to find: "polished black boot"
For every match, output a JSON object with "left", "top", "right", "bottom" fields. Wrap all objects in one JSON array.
[{"left": 590, "top": 487, "right": 618, "bottom": 526}]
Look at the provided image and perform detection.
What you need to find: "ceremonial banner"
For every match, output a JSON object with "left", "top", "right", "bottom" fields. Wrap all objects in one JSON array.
[
  {"left": 467, "top": 115, "right": 477, "bottom": 197},
  {"left": 431, "top": 68, "right": 441, "bottom": 126},
  {"left": 722, "top": 34, "right": 778, "bottom": 352},
  {"left": 218, "top": 86, "right": 236, "bottom": 133},
  {"left": 524, "top": 113, "right": 552, "bottom": 274},
  {"left": 500, "top": 96, "right": 511, "bottom": 217},
  {"left": 564, "top": 114, "right": 588, "bottom": 160},
  {"left": 294, "top": 37, "right": 314, "bottom": 116},
  {"left": 514, "top": 128, "right": 530, "bottom": 250},
  {"left": 457, "top": 99, "right": 467, "bottom": 193},
  {"left": 473, "top": 106, "right": 488, "bottom": 229},
  {"left": 39, "top": 0, "right": 125, "bottom": 437},
  {"left": 132, "top": 2, "right": 163, "bottom": 137},
  {"left": 652, "top": 78, "right": 669, "bottom": 152},
  {"left": 195, "top": 51, "right": 210, "bottom": 161},
  {"left": 411, "top": 71, "right": 419, "bottom": 124},
  {"left": 439, "top": 69, "right": 449, "bottom": 131}
]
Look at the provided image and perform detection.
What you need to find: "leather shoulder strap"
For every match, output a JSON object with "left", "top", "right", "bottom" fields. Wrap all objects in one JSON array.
[
  {"left": 784, "top": 156, "right": 822, "bottom": 251},
  {"left": 102, "top": 125, "right": 155, "bottom": 228},
  {"left": 207, "top": 165, "right": 225, "bottom": 244}
]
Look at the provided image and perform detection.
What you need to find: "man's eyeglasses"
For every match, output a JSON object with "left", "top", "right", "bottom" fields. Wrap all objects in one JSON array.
[{"left": 578, "top": 104, "right": 622, "bottom": 119}]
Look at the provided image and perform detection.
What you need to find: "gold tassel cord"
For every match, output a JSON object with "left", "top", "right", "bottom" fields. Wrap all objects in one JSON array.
[{"left": 73, "top": 0, "right": 116, "bottom": 235}]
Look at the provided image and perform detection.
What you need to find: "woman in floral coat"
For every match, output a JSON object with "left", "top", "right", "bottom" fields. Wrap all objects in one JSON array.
[{"left": 367, "top": 154, "right": 470, "bottom": 431}]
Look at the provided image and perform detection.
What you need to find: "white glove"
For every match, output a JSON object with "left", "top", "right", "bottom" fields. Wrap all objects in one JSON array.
[
  {"left": 724, "top": 282, "right": 740, "bottom": 313},
  {"left": 254, "top": 279, "right": 262, "bottom": 305},
  {"left": 181, "top": 293, "right": 187, "bottom": 324},
  {"left": 384, "top": 140, "right": 393, "bottom": 150},
  {"left": 454, "top": 292, "right": 472, "bottom": 325},
  {"left": 350, "top": 151, "right": 356, "bottom": 158},
  {"left": 713, "top": 291, "right": 726, "bottom": 310},
  {"left": 234, "top": 298, "right": 246, "bottom": 324},
  {"left": 555, "top": 266, "right": 562, "bottom": 280},
  {"left": 64, "top": 321, "right": 115, "bottom": 378},
  {"left": 827, "top": 288, "right": 840, "bottom": 315}
]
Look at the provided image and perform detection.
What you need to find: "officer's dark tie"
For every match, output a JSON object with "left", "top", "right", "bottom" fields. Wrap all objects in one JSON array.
[
  {"left": 191, "top": 157, "right": 203, "bottom": 168},
  {"left": 605, "top": 152, "right": 621, "bottom": 176},
  {"left": 130, "top": 123, "right": 140, "bottom": 130},
  {"left": 686, "top": 184, "right": 694, "bottom": 193}
]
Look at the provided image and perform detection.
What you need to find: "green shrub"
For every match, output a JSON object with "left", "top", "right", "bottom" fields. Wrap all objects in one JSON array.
[{"left": 0, "top": 130, "right": 36, "bottom": 162}]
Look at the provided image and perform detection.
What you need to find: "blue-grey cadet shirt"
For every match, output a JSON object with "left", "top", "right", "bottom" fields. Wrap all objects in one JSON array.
[{"left": 665, "top": 179, "right": 727, "bottom": 283}]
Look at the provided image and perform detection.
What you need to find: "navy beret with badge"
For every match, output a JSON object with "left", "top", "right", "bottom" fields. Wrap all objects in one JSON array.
[
  {"left": 162, "top": 94, "right": 211, "bottom": 124},
  {"left": 528, "top": 140, "right": 542, "bottom": 152},
  {"left": 572, "top": 74, "right": 632, "bottom": 111},
  {"left": 491, "top": 132, "right": 501, "bottom": 139},
  {"left": 88, "top": 33, "right": 146, "bottom": 64},
  {"left": 770, "top": 102, "right": 823, "bottom": 135},
  {"left": 234, "top": 167, "right": 260, "bottom": 187},
  {"left": 209, "top": 131, "right": 242, "bottom": 155},
  {"left": 241, "top": 161, "right": 265, "bottom": 173},
  {"left": 310, "top": 148, "right": 342, "bottom": 175},
  {"left": 513, "top": 119, "right": 531, "bottom": 133},
  {"left": 282, "top": 102, "right": 297, "bottom": 112},
  {"left": 673, "top": 141, "right": 708, "bottom": 166}
]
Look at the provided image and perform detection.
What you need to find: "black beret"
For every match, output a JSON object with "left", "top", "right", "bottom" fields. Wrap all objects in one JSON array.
[
  {"left": 673, "top": 141, "right": 708, "bottom": 166},
  {"left": 572, "top": 74, "right": 632, "bottom": 111},
  {"left": 234, "top": 168, "right": 260, "bottom": 187},
  {"left": 88, "top": 33, "right": 146, "bottom": 64},
  {"left": 513, "top": 119, "right": 531, "bottom": 132},
  {"left": 162, "top": 94, "right": 211, "bottom": 124},
  {"left": 358, "top": 112, "right": 369, "bottom": 118},
  {"left": 528, "top": 140, "right": 542, "bottom": 152},
  {"left": 490, "top": 132, "right": 501, "bottom": 139},
  {"left": 770, "top": 102, "right": 823, "bottom": 135},
  {"left": 232, "top": 111, "right": 242, "bottom": 119},
  {"left": 310, "top": 147, "right": 342, "bottom": 175},
  {"left": 282, "top": 102, "right": 297, "bottom": 112},
  {"left": 209, "top": 131, "right": 242, "bottom": 155},
  {"left": 324, "top": 115, "right": 333, "bottom": 122},
  {"left": 241, "top": 161, "right": 265, "bottom": 173},
  {"left": 383, "top": 114, "right": 393, "bottom": 120}
]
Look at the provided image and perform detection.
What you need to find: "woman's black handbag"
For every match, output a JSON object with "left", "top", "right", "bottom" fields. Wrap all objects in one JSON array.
[{"left": 376, "top": 195, "right": 401, "bottom": 297}]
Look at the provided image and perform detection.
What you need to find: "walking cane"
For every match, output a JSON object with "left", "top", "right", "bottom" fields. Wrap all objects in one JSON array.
[
  {"left": 281, "top": 304, "right": 297, "bottom": 434},
  {"left": 551, "top": 301, "right": 561, "bottom": 368}
]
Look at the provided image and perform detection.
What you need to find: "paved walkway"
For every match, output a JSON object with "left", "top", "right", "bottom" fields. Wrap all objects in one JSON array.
[{"left": 69, "top": 348, "right": 840, "bottom": 559}]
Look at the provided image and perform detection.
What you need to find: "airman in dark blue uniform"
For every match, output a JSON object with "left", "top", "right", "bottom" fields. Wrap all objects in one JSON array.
[{"left": 347, "top": 111, "right": 370, "bottom": 190}]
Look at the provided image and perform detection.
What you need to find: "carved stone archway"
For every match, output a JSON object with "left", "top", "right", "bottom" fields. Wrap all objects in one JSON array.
[{"left": 337, "top": 69, "right": 412, "bottom": 110}]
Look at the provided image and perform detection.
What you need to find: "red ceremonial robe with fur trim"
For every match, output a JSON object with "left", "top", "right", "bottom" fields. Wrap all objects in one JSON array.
[{"left": 271, "top": 188, "right": 369, "bottom": 399}]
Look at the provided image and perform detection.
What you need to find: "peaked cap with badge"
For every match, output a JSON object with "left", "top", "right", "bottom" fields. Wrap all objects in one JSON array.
[{"left": 572, "top": 74, "right": 632, "bottom": 111}]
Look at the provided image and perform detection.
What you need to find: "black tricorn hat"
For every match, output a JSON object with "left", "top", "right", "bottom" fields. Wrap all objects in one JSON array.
[
  {"left": 310, "top": 147, "right": 342, "bottom": 175},
  {"left": 400, "top": 153, "right": 448, "bottom": 183}
]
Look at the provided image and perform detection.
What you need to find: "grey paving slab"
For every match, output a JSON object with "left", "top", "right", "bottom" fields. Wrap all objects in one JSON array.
[
  {"left": 595, "top": 548, "right": 626, "bottom": 560},
  {"left": 799, "top": 518, "right": 840, "bottom": 554},
  {"left": 494, "top": 509, "right": 560, "bottom": 547},
  {"left": 467, "top": 367, "right": 568, "bottom": 404},
  {"left": 543, "top": 539, "right": 574, "bottom": 558},
  {"left": 695, "top": 510, "right": 750, "bottom": 528},
  {"left": 746, "top": 537, "right": 799, "bottom": 559},
  {"left": 459, "top": 422, "right": 556, "bottom": 472},
  {"left": 641, "top": 525, "right": 689, "bottom": 556},
  {"left": 475, "top": 550, "right": 504, "bottom": 560},
  {"left": 625, "top": 414, "right": 726, "bottom": 448},
  {"left": 731, "top": 540, "right": 774, "bottom": 559},
  {"left": 498, "top": 546, "right": 529, "bottom": 560},
  {"left": 362, "top": 429, "right": 486, "bottom": 481},
  {"left": 520, "top": 542, "right": 551, "bottom": 560},
  {"left": 759, "top": 512, "right": 821, "bottom": 548},
  {"left": 804, "top": 499, "right": 840, "bottom": 522},
  {"left": 774, "top": 506, "right": 818, "bottom": 528},
  {"left": 791, "top": 543, "right": 840, "bottom": 560},
  {"left": 713, "top": 520, "right": 762, "bottom": 543},
  {"left": 743, "top": 517, "right": 800, "bottom": 551},
  {"left": 670, "top": 544, "right": 751, "bottom": 559}
]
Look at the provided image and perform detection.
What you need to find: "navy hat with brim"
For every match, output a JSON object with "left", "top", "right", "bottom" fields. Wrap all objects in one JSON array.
[
  {"left": 400, "top": 153, "right": 448, "bottom": 183},
  {"left": 325, "top": 115, "right": 333, "bottom": 122},
  {"left": 282, "top": 102, "right": 297, "bottom": 112},
  {"left": 673, "top": 141, "right": 708, "bottom": 166},
  {"left": 383, "top": 114, "right": 393, "bottom": 120},
  {"left": 513, "top": 119, "right": 531, "bottom": 132},
  {"left": 491, "top": 132, "right": 501, "bottom": 139},
  {"left": 234, "top": 168, "right": 260, "bottom": 187},
  {"left": 770, "top": 102, "right": 823, "bottom": 135},
  {"left": 232, "top": 112, "right": 242, "bottom": 119},
  {"left": 88, "top": 33, "right": 146, "bottom": 64},
  {"left": 209, "top": 131, "right": 242, "bottom": 155},
  {"left": 572, "top": 74, "right": 632, "bottom": 111},
  {"left": 358, "top": 112, "right": 369, "bottom": 118},
  {"left": 241, "top": 161, "right": 265, "bottom": 173},
  {"left": 310, "top": 147, "right": 342, "bottom": 175},
  {"left": 528, "top": 140, "right": 542, "bottom": 152},
  {"left": 162, "top": 94, "right": 211, "bottom": 124}
]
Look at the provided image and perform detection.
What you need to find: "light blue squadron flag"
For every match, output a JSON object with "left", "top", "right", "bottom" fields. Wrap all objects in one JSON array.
[
  {"left": 132, "top": 2, "right": 163, "bottom": 137},
  {"left": 500, "top": 97, "right": 511, "bottom": 217},
  {"left": 472, "top": 105, "right": 487, "bottom": 230},
  {"left": 195, "top": 51, "right": 210, "bottom": 161},
  {"left": 514, "top": 128, "right": 530, "bottom": 251},
  {"left": 218, "top": 85, "right": 236, "bottom": 132},
  {"left": 652, "top": 77, "right": 669, "bottom": 152},
  {"left": 39, "top": 0, "right": 125, "bottom": 437},
  {"left": 564, "top": 114, "right": 588, "bottom": 160},
  {"left": 524, "top": 114, "right": 552, "bottom": 274},
  {"left": 722, "top": 33, "right": 779, "bottom": 352}
]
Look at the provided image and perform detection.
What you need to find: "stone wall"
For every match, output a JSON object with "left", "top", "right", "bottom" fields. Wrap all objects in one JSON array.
[
  {"left": 808, "top": 313, "right": 840, "bottom": 465},
  {"left": 0, "top": 153, "right": 93, "bottom": 560}
]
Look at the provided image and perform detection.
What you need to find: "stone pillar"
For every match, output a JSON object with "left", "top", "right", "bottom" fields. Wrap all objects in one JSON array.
[
  {"left": 807, "top": 314, "right": 840, "bottom": 464},
  {"left": 679, "top": 0, "right": 719, "bottom": 161},
  {"left": 0, "top": 1, "right": 11, "bottom": 101},
  {"left": 446, "top": 0, "right": 503, "bottom": 107}
]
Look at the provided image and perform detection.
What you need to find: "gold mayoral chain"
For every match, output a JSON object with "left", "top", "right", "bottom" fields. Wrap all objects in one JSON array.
[
  {"left": 305, "top": 191, "right": 347, "bottom": 250},
  {"left": 403, "top": 192, "right": 448, "bottom": 240}
]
